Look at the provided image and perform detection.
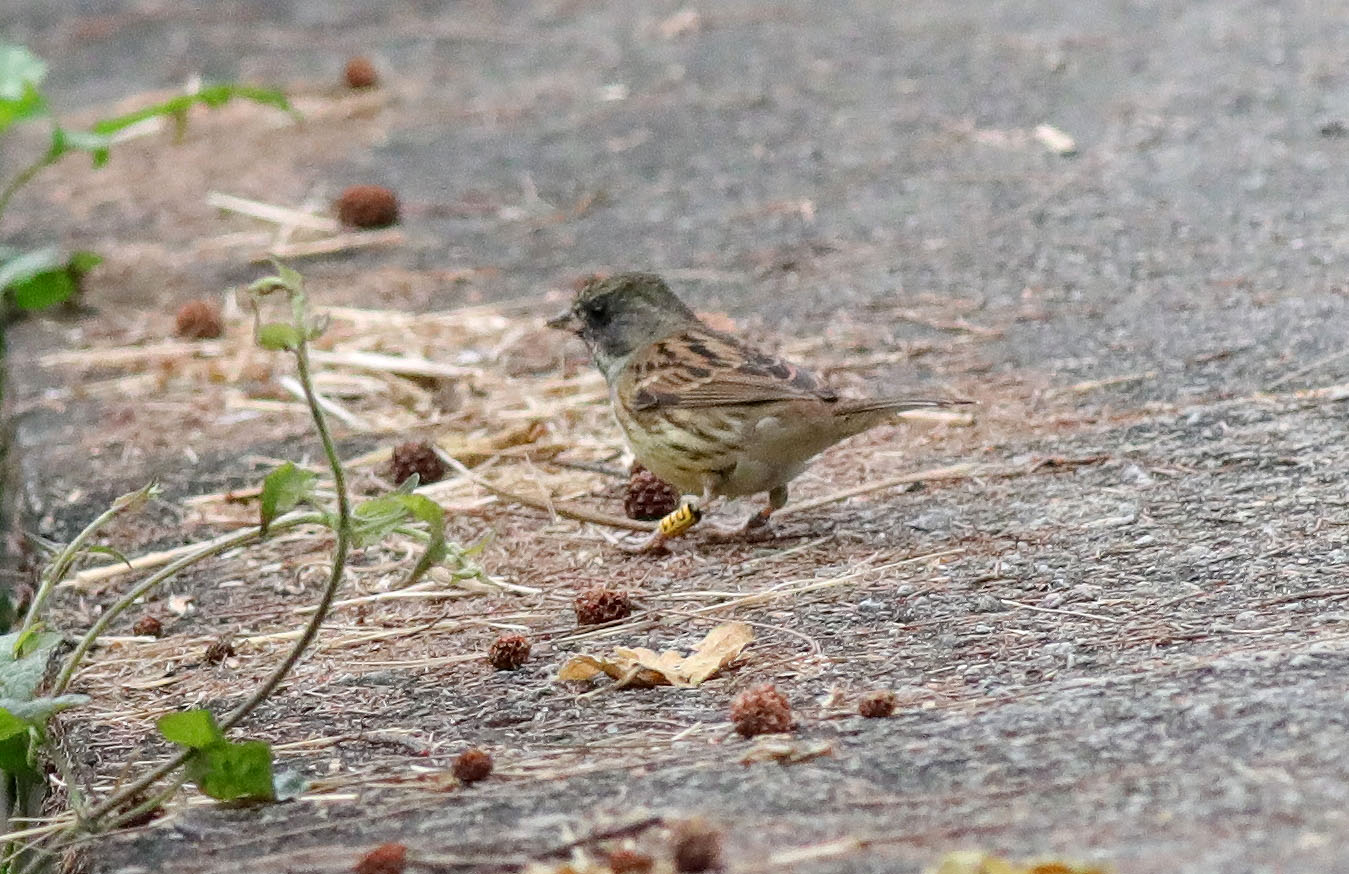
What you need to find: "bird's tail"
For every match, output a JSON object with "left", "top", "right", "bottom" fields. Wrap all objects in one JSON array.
[{"left": 832, "top": 396, "right": 973, "bottom": 417}]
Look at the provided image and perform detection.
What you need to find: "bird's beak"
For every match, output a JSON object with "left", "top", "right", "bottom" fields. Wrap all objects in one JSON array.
[{"left": 546, "top": 309, "right": 582, "bottom": 333}]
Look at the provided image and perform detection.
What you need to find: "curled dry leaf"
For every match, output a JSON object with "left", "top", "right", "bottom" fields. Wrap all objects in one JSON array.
[
  {"left": 739, "top": 739, "right": 835, "bottom": 766},
  {"left": 929, "top": 851, "right": 1110, "bottom": 874},
  {"left": 558, "top": 622, "right": 753, "bottom": 688}
]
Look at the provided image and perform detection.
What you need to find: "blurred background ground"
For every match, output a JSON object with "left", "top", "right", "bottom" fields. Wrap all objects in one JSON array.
[{"left": 4, "top": 1, "right": 1349, "bottom": 872}]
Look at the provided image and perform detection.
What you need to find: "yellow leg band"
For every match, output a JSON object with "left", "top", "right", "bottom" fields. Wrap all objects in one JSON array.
[{"left": 658, "top": 503, "right": 703, "bottom": 538}]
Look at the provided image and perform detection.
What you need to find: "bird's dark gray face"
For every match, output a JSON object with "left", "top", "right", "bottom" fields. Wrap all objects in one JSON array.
[{"left": 547, "top": 273, "right": 699, "bottom": 377}]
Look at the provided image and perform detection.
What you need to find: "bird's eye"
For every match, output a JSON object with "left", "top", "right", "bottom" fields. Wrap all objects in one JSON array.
[{"left": 583, "top": 298, "right": 610, "bottom": 324}]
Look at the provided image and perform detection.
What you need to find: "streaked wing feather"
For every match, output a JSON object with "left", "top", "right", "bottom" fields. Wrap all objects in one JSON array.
[{"left": 626, "top": 327, "right": 836, "bottom": 410}]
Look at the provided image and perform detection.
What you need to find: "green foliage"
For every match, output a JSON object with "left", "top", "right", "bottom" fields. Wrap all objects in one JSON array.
[
  {"left": 0, "top": 630, "right": 88, "bottom": 782},
  {"left": 0, "top": 45, "right": 46, "bottom": 132},
  {"left": 0, "top": 43, "right": 296, "bottom": 315},
  {"left": 0, "top": 246, "right": 101, "bottom": 312},
  {"left": 260, "top": 462, "right": 317, "bottom": 532},
  {"left": 158, "top": 710, "right": 278, "bottom": 802}
]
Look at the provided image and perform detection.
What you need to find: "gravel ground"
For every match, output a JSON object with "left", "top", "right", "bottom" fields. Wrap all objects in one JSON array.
[{"left": 4, "top": 1, "right": 1349, "bottom": 872}]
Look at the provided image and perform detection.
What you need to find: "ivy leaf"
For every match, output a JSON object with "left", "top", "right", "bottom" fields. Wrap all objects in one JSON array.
[
  {"left": 0, "top": 630, "right": 62, "bottom": 698},
  {"left": 157, "top": 709, "right": 223, "bottom": 749},
  {"left": 185, "top": 740, "right": 275, "bottom": 802},
  {"left": 259, "top": 462, "right": 317, "bottom": 533},
  {"left": 0, "top": 45, "right": 47, "bottom": 132},
  {"left": 0, "top": 247, "right": 102, "bottom": 311},
  {"left": 0, "top": 695, "right": 89, "bottom": 734},
  {"left": 256, "top": 322, "right": 302, "bottom": 351}
]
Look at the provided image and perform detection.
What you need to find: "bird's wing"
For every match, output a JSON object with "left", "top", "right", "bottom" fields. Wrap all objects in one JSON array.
[{"left": 622, "top": 326, "right": 837, "bottom": 410}]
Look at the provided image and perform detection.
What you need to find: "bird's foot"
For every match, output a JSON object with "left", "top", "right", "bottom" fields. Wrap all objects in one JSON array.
[
  {"left": 704, "top": 507, "right": 777, "bottom": 542},
  {"left": 624, "top": 499, "right": 703, "bottom": 554}
]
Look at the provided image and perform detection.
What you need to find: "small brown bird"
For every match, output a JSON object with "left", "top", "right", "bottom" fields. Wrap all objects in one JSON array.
[{"left": 549, "top": 273, "right": 969, "bottom": 548}]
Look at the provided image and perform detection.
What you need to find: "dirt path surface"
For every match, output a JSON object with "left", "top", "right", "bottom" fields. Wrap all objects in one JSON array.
[{"left": 5, "top": 1, "right": 1349, "bottom": 872}]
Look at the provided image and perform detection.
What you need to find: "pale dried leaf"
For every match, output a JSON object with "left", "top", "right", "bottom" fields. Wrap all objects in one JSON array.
[
  {"left": 929, "top": 851, "right": 1110, "bottom": 874},
  {"left": 739, "top": 739, "right": 835, "bottom": 765},
  {"left": 557, "top": 622, "right": 753, "bottom": 688}
]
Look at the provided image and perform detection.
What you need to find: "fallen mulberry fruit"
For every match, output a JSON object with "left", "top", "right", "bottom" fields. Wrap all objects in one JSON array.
[
  {"left": 730, "top": 683, "right": 792, "bottom": 737},
  {"left": 452, "top": 747, "right": 493, "bottom": 784},
  {"left": 132, "top": 615, "right": 163, "bottom": 638},
  {"left": 389, "top": 441, "right": 445, "bottom": 486},
  {"left": 672, "top": 818, "right": 722, "bottom": 872},
  {"left": 355, "top": 842, "right": 407, "bottom": 874},
  {"left": 344, "top": 56, "right": 379, "bottom": 89},
  {"left": 487, "top": 634, "right": 530, "bottom": 671},
  {"left": 175, "top": 299, "right": 224, "bottom": 339},
  {"left": 204, "top": 636, "right": 235, "bottom": 665},
  {"left": 337, "top": 185, "right": 399, "bottom": 229},
  {"left": 607, "top": 848, "right": 654, "bottom": 874},
  {"left": 858, "top": 690, "right": 897, "bottom": 718},
  {"left": 574, "top": 587, "right": 632, "bottom": 625},
  {"left": 624, "top": 465, "right": 681, "bottom": 521}
]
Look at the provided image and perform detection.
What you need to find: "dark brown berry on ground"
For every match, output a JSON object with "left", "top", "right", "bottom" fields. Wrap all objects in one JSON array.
[
  {"left": 452, "top": 747, "right": 493, "bottom": 784},
  {"left": 337, "top": 184, "right": 400, "bottom": 228},
  {"left": 174, "top": 299, "right": 224, "bottom": 339},
  {"left": 607, "top": 848, "right": 654, "bottom": 874},
  {"left": 574, "top": 587, "right": 633, "bottom": 625},
  {"left": 132, "top": 615, "right": 163, "bottom": 638},
  {"left": 204, "top": 636, "right": 235, "bottom": 665},
  {"left": 389, "top": 441, "right": 445, "bottom": 486},
  {"left": 355, "top": 842, "right": 407, "bottom": 874},
  {"left": 858, "top": 689, "right": 898, "bottom": 718},
  {"left": 672, "top": 819, "right": 723, "bottom": 872},
  {"left": 624, "top": 466, "right": 682, "bottom": 521},
  {"left": 344, "top": 56, "right": 379, "bottom": 89},
  {"left": 487, "top": 634, "right": 531, "bottom": 671},
  {"left": 730, "top": 683, "right": 792, "bottom": 737}
]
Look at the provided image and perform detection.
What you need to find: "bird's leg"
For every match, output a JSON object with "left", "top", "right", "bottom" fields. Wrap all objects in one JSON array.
[
  {"left": 630, "top": 484, "right": 717, "bottom": 553},
  {"left": 707, "top": 485, "right": 789, "bottom": 541}
]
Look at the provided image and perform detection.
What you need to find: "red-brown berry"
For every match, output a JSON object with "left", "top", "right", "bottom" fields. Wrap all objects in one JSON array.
[
  {"left": 574, "top": 587, "right": 633, "bottom": 625},
  {"left": 730, "top": 683, "right": 792, "bottom": 737},
  {"left": 608, "top": 848, "right": 654, "bottom": 874},
  {"left": 858, "top": 690, "right": 898, "bottom": 718},
  {"left": 487, "top": 634, "right": 530, "bottom": 671},
  {"left": 203, "top": 636, "right": 235, "bottom": 665},
  {"left": 344, "top": 56, "right": 379, "bottom": 89},
  {"left": 132, "top": 615, "right": 163, "bottom": 638},
  {"left": 389, "top": 441, "right": 445, "bottom": 486},
  {"left": 355, "top": 842, "right": 407, "bottom": 874},
  {"left": 174, "top": 299, "right": 224, "bottom": 339},
  {"left": 337, "top": 185, "right": 399, "bottom": 228},
  {"left": 624, "top": 466, "right": 681, "bottom": 521},
  {"left": 452, "top": 747, "right": 493, "bottom": 784},
  {"left": 672, "top": 818, "right": 722, "bottom": 872}
]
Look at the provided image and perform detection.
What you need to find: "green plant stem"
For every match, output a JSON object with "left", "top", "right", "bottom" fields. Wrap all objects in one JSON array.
[
  {"left": 220, "top": 342, "right": 350, "bottom": 732},
  {"left": 18, "top": 491, "right": 143, "bottom": 643},
  {"left": 51, "top": 511, "right": 325, "bottom": 696},
  {"left": 81, "top": 340, "right": 351, "bottom": 831},
  {"left": 0, "top": 154, "right": 52, "bottom": 224}
]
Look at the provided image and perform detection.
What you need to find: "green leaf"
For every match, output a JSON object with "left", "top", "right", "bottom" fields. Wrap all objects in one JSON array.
[
  {"left": 157, "top": 709, "right": 223, "bottom": 749},
  {"left": 0, "top": 732, "right": 34, "bottom": 776},
  {"left": 90, "top": 83, "right": 296, "bottom": 137},
  {"left": 48, "top": 126, "right": 113, "bottom": 167},
  {"left": 81, "top": 544, "right": 132, "bottom": 569},
  {"left": 186, "top": 740, "right": 275, "bottom": 802},
  {"left": 0, "top": 630, "right": 62, "bottom": 698},
  {"left": 0, "top": 46, "right": 47, "bottom": 132},
  {"left": 0, "top": 246, "right": 102, "bottom": 311},
  {"left": 260, "top": 462, "right": 317, "bottom": 532},
  {"left": 0, "top": 694, "right": 88, "bottom": 733},
  {"left": 350, "top": 495, "right": 409, "bottom": 547},
  {"left": 256, "top": 322, "right": 302, "bottom": 351}
]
